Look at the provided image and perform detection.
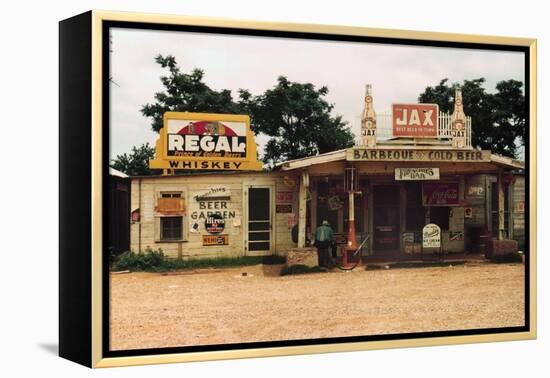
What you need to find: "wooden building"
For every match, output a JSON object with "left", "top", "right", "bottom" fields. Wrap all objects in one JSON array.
[
  {"left": 276, "top": 86, "right": 525, "bottom": 262},
  {"left": 276, "top": 148, "right": 524, "bottom": 261},
  {"left": 127, "top": 87, "right": 525, "bottom": 262},
  {"left": 129, "top": 172, "right": 298, "bottom": 259},
  {"left": 108, "top": 168, "right": 130, "bottom": 255}
]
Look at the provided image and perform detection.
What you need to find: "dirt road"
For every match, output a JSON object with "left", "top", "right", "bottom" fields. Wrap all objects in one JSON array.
[{"left": 109, "top": 263, "right": 524, "bottom": 350}]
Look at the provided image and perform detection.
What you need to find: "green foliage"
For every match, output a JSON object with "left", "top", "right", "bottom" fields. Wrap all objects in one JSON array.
[
  {"left": 141, "top": 54, "right": 242, "bottom": 133},
  {"left": 110, "top": 143, "right": 159, "bottom": 176},
  {"left": 241, "top": 76, "right": 355, "bottom": 166},
  {"left": 111, "top": 248, "right": 286, "bottom": 273},
  {"left": 280, "top": 264, "right": 323, "bottom": 276},
  {"left": 418, "top": 78, "right": 525, "bottom": 158},
  {"left": 113, "top": 247, "right": 166, "bottom": 271},
  {"left": 141, "top": 56, "right": 354, "bottom": 166}
]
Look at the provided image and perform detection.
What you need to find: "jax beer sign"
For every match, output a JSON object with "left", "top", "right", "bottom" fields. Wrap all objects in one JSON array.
[
  {"left": 392, "top": 103, "right": 438, "bottom": 137},
  {"left": 149, "top": 112, "right": 263, "bottom": 171}
]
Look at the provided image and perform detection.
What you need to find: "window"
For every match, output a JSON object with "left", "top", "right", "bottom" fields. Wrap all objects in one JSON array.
[
  {"left": 160, "top": 216, "right": 183, "bottom": 240},
  {"left": 430, "top": 207, "right": 450, "bottom": 230},
  {"left": 156, "top": 190, "right": 186, "bottom": 241},
  {"left": 161, "top": 192, "right": 181, "bottom": 198}
]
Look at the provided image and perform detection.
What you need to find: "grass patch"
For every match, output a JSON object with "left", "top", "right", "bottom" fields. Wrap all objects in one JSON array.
[
  {"left": 280, "top": 264, "right": 323, "bottom": 276},
  {"left": 490, "top": 254, "right": 523, "bottom": 264},
  {"left": 111, "top": 248, "right": 286, "bottom": 273}
]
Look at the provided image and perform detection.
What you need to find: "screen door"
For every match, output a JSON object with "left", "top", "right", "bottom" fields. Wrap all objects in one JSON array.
[{"left": 247, "top": 187, "right": 272, "bottom": 252}]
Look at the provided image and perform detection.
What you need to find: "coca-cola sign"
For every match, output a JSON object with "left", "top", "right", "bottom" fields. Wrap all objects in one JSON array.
[{"left": 422, "top": 182, "right": 459, "bottom": 206}]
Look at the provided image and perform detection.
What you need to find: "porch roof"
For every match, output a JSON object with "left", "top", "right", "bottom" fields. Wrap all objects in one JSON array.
[{"left": 275, "top": 147, "right": 525, "bottom": 172}]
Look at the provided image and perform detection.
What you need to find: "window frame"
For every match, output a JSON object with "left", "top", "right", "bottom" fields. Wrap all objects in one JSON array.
[{"left": 154, "top": 187, "right": 188, "bottom": 242}]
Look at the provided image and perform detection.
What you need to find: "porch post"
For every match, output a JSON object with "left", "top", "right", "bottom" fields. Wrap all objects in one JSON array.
[
  {"left": 498, "top": 169, "right": 505, "bottom": 240},
  {"left": 347, "top": 191, "right": 357, "bottom": 249},
  {"left": 298, "top": 171, "right": 309, "bottom": 248}
]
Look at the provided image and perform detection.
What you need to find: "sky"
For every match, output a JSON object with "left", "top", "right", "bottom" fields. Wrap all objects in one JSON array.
[{"left": 109, "top": 27, "right": 525, "bottom": 161}]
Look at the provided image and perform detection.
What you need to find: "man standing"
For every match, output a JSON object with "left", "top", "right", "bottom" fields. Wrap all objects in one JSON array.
[{"left": 315, "top": 220, "right": 334, "bottom": 270}]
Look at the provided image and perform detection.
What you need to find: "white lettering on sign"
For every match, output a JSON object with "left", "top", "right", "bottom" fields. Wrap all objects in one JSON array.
[
  {"left": 409, "top": 109, "right": 420, "bottom": 125},
  {"left": 392, "top": 104, "right": 439, "bottom": 137},
  {"left": 199, "top": 136, "right": 216, "bottom": 152},
  {"left": 168, "top": 134, "right": 246, "bottom": 155}
]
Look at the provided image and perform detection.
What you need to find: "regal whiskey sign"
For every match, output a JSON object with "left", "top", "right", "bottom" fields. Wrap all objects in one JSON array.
[{"left": 149, "top": 112, "right": 263, "bottom": 171}]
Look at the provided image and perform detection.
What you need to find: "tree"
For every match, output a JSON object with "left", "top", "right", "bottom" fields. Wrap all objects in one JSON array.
[
  {"left": 418, "top": 78, "right": 525, "bottom": 158},
  {"left": 240, "top": 76, "right": 355, "bottom": 166},
  {"left": 141, "top": 54, "right": 242, "bottom": 133},
  {"left": 111, "top": 143, "right": 158, "bottom": 176},
  {"left": 142, "top": 56, "right": 354, "bottom": 166}
]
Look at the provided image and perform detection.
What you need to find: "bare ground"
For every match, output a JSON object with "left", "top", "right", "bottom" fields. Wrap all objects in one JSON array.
[{"left": 109, "top": 263, "right": 524, "bottom": 351}]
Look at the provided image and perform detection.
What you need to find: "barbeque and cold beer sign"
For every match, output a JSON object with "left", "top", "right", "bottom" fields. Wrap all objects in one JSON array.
[{"left": 149, "top": 112, "right": 263, "bottom": 171}]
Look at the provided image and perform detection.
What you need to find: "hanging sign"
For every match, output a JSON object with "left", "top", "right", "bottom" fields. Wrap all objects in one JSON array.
[
  {"left": 149, "top": 112, "right": 263, "bottom": 171},
  {"left": 395, "top": 168, "right": 440, "bottom": 181},
  {"left": 205, "top": 213, "right": 225, "bottom": 234},
  {"left": 422, "top": 182, "right": 459, "bottom": 206},
  {"left": 422, "top": 223, "right": 441, "bottom": 248},
  {"left": 392, "top": 103, "right": 438, "bottom": 137}
]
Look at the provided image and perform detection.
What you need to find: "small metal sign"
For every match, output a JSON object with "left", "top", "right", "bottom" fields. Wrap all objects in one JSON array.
[
  {"left": 422, "top": 223, "right": 441, "bottom": 248},
  {"left": 422, "top": 182, "right": 459, "bottom": 206},
  {"left": 450, "top": 231, "right": 464, "bottom": 241},
  {"left": 395, "top": 168, "right": 440, "bottom": 181},
  {"left": 276, "top": 191, "right": 293, "bottom": 204},
  {"left": 276, "top": 204, "right": 293, "bottom": 213},
  {"left": 202, "top": 234, "right": 229, "bottom": 246},
  {"left": 205, "top": 214, "right": 225, "bottom": 234}
]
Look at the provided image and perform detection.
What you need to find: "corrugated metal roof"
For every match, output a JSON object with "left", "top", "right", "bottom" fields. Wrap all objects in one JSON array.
[{"left": 109, "top": 167, "right": 129, "bottom": 178}]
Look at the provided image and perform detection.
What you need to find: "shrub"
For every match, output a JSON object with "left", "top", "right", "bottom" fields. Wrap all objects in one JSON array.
[
  {"left": 280, "top": 265, "right": 322, "bottom": 276},
  {"left": 112, "top": 247, "right": 166, "bottom": 271},
  {"left": 261, "top": 254, "right": 286, "bottom": 265},
  {"left": 111, "top": 249, "right": 287, "bottom": 273}
]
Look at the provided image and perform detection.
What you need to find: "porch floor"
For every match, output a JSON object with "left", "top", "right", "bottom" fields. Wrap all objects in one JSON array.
[{"left": 337, "top": 252, "right": 486, "bottom": 266}]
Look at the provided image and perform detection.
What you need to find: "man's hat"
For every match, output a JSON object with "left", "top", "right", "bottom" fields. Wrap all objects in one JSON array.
[{"left": 322, "top": 220, "right": 329, "bottom": 226}]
